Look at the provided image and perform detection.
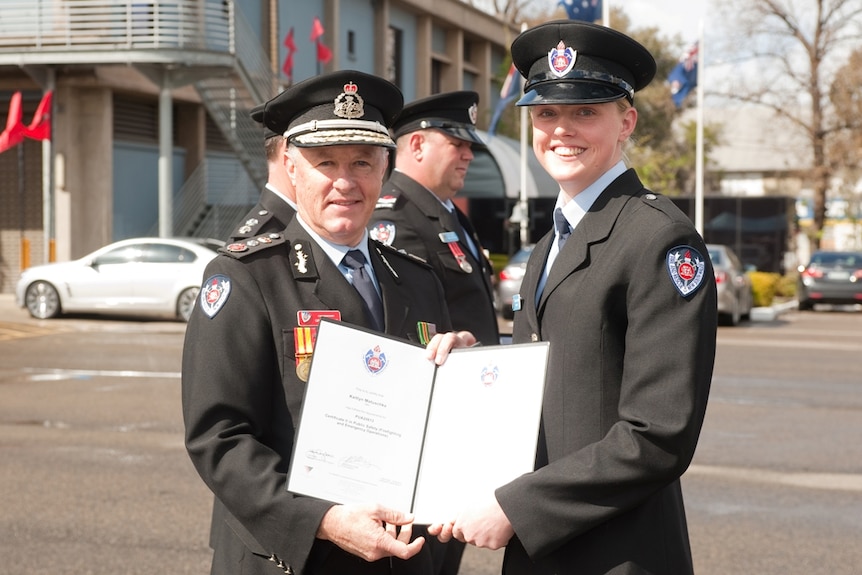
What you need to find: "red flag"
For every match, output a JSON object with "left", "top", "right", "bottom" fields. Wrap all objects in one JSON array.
[
  {"left": 0, "top": 91, "right": 25, "bottom": 155},
  {"left": 282, "top": 27, "right": 296, "bottom": 79},
  {"left": 24, "top": 90, "right": 53, "bottom": 141},
  {"left": 316, "top": 41, "right": 332, "bottom": 64},
  {"left": 310, "top": 17, "right": 324, "bottom": 42}
]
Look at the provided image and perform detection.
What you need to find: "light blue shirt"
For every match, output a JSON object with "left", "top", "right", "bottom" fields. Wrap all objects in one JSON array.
[
  {"left": 535, "top": 161, "right": 627, "bottom": 303},
  {"left": 295, "top": 215, "right": 380, "bottom": 295}
]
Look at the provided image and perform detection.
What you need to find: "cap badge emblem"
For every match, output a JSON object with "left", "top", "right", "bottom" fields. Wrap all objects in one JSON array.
[
  {"left": 334, "top": 82, "right": 365, "bottom": 119},
  {"left": 468, "top": 102, "right": 478, "bottom": 125},
  {"left": 548, "top": 41, "right": 577, "bottom": 78}
]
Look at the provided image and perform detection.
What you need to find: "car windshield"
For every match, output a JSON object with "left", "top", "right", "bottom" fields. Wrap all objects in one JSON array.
[
  {"left": 811, "top": 252, "right": 862, "bottom": 267},
  {"left": 510, "top": 246, "right": 534, "bottom": 265}
]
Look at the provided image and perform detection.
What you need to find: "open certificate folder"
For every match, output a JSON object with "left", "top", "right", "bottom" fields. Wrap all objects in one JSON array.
[{"left": 287, "top": 319, "right": 549, "bottom": 525}]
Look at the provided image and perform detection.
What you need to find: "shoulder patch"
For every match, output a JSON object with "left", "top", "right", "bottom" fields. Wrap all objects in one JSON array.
[
  {"left": 200, "top": 274, "right": 231, "bottom": 318},
  {"left": 666, "top": 245, "right": 707, "bottom": 297},
  {"left": 219, "top": 233, "right": 286, "bottom": 259},
  {"left": 369, "top": 220, "right": 396, "bottom": 245},
  {"left": 375, "top": 195, "right": 398, "bottom": 210}
]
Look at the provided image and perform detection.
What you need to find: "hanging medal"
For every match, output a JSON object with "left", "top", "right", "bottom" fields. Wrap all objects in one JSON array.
[
  {"left": 293, "top": 311, "right": 343, "bottom": 382},
  {"left": 438, "top": 231, "right": 473, "bottom": 273}
]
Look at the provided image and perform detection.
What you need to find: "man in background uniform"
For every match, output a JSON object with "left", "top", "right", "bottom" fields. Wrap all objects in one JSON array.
[
  {"left": 227, "top": 105, "right": 296, "bottom": 241},
  {"left": 368, "top": 91, "right": 499, "bottom": 348}
]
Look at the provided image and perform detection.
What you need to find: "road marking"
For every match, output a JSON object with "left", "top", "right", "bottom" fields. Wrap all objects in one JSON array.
[
  {"left": 23, "top": 367, "right": 181, "bottom": 380},
  {"left": 686, "top": 464, "right": 862, "bottom": 492},
  {"left": 718, "top": 337, "right": 862, "bottom": 352},
  {"left": 0, "top": 322, "right": 68, "bottom": 341}
]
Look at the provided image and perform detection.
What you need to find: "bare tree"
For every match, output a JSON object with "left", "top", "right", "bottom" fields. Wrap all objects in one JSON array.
[
  {"left": 460, "top": 0, "right": 540, "bottom": 23},
  {"left": 712, "top": 0, "right": 862, "bottom": 248}
]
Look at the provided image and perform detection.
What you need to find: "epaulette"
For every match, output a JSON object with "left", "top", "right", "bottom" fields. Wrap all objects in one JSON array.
[
  {"left": 374, "top": 194, "right": 399, "bottom": 210},
  {"left": 231, "top": 208, "right": 278, "bottom": 240},
  {"left": 220, "top": 233, "right": 286, "bottom": 259}
]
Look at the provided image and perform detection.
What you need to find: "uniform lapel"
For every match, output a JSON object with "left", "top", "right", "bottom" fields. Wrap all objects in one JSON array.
[
  {"left": 537, "top": 169, "right": 644, "bottom": 315},
  {"left": 519, "top": 232, "right": 553, "bottom": 337},
  {"left": 368, "top": 240, "right": 410, "bottom": 335},
  {"left": 283, "top": 219, "right": 369, "bottom": 328}
]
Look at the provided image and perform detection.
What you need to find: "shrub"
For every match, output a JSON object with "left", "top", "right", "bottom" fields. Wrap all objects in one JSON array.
[{"left": 748, "top": 271, "right": 780, "bottom": 307}]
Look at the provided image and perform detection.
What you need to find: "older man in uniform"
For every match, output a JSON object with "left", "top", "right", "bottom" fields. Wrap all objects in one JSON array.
[
  {"left": 368, "top": 91, "right": 499, "bottom": 347},
  {"left": 182, "top": 70, "right": 474, "bottom": 575},
  {"left": 227, "top": 105, "right": 297, "bottom": 241}
]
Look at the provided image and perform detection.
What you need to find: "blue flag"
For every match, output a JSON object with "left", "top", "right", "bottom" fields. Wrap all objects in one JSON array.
[
  {"left": 668, "top": 42, "right": 699, "bottom": 108},
  {"left": 559, "top": 0, "right": 602, "bottom": 22},
  {"left": 488, "top": 63, "right": 520, "bottom": 136}
]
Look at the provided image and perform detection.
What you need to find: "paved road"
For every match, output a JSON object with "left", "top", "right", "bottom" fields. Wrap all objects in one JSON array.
[{"left": 1, "top": 295, "right": 860, "bottom": 574}]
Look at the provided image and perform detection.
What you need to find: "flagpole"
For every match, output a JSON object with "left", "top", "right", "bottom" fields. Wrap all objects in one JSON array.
[
  {"left": 603, "top": 0, "right": 610, "bottom": 26},
  {"left": 518, "top": 22, "right": 529, "bottom": 247},
  {"left": 695, "top": 19, "right": 705, "bottom": 236}
]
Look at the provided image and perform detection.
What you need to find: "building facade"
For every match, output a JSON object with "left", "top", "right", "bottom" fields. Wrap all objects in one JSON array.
[{"left": 0, "top": 0, "right": 519, "bottom": 293}]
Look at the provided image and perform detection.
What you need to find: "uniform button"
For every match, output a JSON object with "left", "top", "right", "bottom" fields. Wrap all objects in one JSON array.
[
  {"left": 531, "top": 333, "right": 538, "bottom": 342},
  {"left": 644, "top": 193, "right": 657, "bottom": 200}
]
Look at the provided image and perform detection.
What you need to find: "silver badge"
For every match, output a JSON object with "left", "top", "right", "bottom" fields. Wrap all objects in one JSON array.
[
  {"left": 294, "top": 243, "right": 309, "bottom": 274},
  {"left": 334, "top": 82, "right": 364, "bottom": 119}
]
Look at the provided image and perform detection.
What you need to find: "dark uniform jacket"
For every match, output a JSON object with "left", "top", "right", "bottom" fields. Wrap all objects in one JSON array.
[
  {"left": 182, "top": 216, "right": 453, "bottom": 575},
  {"left": 369, "top": 171, "right": 499, "bottom": 345},
  {"left": 228, "top": 186, "right": 296, "bottom": 242},
  {"left": 496, "top": 169, "right": 717, "bottom": 575}
]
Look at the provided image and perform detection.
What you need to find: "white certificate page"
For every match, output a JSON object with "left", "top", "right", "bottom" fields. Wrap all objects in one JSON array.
[
  {"left": 287, "top": 320, "right": 436, "bottom": 511},
  {"left": 411, "top": 341, "right": 549, "bottom": 524}
]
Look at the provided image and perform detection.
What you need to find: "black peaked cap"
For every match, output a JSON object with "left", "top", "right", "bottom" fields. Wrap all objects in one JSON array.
[
  {"left": 258, "top": 70, "right": 403, "bottom": 148},
  {"left": 511, "top": 20, "right": 656, "bottom": 106},
  {"left": 393, "top": 91, "right": 486, "bottom": 148}
]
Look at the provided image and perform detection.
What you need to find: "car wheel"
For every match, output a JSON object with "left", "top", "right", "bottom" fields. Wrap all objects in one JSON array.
[
  {"left": 25, "top": 281, "right": 62, "bottom": 319},
  {"left": 501, "top": 306, "right": 514, "bottom": 320},
  {"left": 798, "top": 299, "right": 814, "bottom": 311},
  {"left": 177, "top": 287, "right": 200, "bottom": 322}
]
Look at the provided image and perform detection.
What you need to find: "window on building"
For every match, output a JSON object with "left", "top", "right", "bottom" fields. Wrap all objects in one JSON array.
[
  {"left": 347, "top": 30, "right": 356, "bottom": 59},
  {"left": 387, "top": 26, "right": 403, "bottom": 88},
  {"left": 431, "top": 60, "right": 444, "bottom": 94}
]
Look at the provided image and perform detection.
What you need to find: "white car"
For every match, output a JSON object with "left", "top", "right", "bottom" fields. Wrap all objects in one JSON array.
[{"left": 15, "top": 237, "right": 223, "bottom": 322}]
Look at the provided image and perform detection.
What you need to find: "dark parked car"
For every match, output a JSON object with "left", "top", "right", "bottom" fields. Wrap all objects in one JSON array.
[
  {"left": 797, "top": 250, "right": 862, "bottom": 310},
  {"left": 707, "top": 244, "right": 754, "bottom": 326},
  {"left": 495, "top": 245, "right": 535, "bottom": 320},
  {"left": 15, "top": 237, "right": 223, "bottom": 322}
]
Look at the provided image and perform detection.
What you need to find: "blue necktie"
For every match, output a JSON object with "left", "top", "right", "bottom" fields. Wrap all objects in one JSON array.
[
  {"left": 554, "top": 207, "right": 572, "bottom": 250},
  {"left": 343, "top": 250, "right": 384, "bottom": 331}
]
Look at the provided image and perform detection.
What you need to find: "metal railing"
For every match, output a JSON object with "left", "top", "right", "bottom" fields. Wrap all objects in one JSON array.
[
  {"left": 1, "top": 0, "right": 275, "bottom": 234},
  {"left": 0, "top": 0, "right": 230, "bottom": 52}
]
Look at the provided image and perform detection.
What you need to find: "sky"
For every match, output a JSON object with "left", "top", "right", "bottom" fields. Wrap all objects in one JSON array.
[
  {"left": 611, "top": 0, "right": 707, "bottom": 43},
  {"left": 491, "top": 1, "right": 709, "bottom": 42}
]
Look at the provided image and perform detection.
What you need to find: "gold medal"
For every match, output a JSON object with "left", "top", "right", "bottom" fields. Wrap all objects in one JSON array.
[{"left": 296, "top": 356, "right": 312, "bottom": 382}]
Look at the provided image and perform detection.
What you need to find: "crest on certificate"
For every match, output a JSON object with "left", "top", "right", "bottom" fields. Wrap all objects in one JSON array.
[{"left": 364, "top": 344, "right": 388, "bottom": 375}]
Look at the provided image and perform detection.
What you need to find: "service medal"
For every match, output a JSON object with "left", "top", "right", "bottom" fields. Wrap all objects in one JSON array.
[{"left": 296, "top": 356, "right": 312, "bottom": 382}]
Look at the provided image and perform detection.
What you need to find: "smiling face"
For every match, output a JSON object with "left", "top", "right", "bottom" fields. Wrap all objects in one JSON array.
[
  {"left": 529, "top": 100, "right": 637, "bottom": 199},
  {"left": 287, "top": 144, "right": 389, "bottom": 246},
  {"left": 398, "top": 129, "right": 475, "bottom": 201}
]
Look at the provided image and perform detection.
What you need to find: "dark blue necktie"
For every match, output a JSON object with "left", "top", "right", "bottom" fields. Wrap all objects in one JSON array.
[
  {"left": 554, "top": 207, "right": 572, "bottom": 250},
  {"left": 343, "top": 250, "right": 384, "bottom": 331}
]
